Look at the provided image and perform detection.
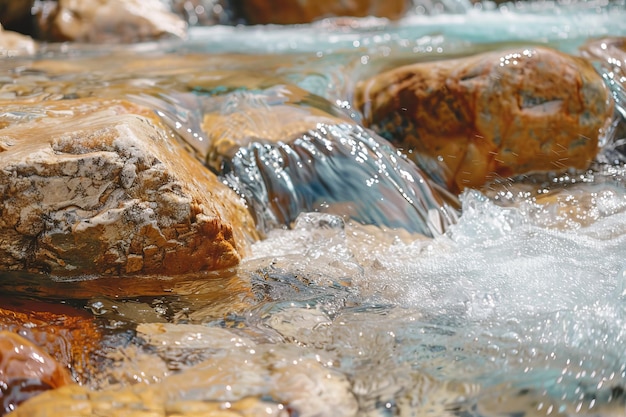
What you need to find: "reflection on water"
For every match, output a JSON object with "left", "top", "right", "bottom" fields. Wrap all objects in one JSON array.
[{"left": 3, "top": 5, "right": 626, "bottom": 417}]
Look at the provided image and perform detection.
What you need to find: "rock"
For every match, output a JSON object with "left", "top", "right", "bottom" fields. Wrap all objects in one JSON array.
[
  {"left": 355, "top": 46, "right": 614, "bottom": 192},
  {"left": 36, "top": 0, "right": 187, "bottom": 43},
  {"left": 234, "top": 0, "right": 407, "bottom": 25},
  {"left": 0, "top": 296, "right": 100, "bottom": 382},
  {"left": 12, "top": 323, "right": 359, "bottom": 417},
  {"left": 0, "top": 98, "right": 257, "bottom": 277},
  {"left": 0, "top": 331, "right": 74, "bottom": 415},
  {"left": 190, "top": 85, "right": 458, "bottom": 236},
  {"left": 0, "top": 24, "right": 35, "bottom": 56}
]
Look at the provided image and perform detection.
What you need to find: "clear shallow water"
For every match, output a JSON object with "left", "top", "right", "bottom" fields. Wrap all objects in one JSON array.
[
  {"left": 3, "top": 4, "right": 626, "bottom": 417},
  {"left": 236, "top": 175, "right": 626, "bottom": 416}
]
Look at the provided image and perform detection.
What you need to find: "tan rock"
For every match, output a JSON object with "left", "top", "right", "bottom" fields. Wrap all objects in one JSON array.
[
  {"left": 0, "top": 24, "right": 35, "bottom": 56},
  {"left": 237, "top": 0, "right": 407, "bottom": 25},
  {"left": 37, "top": 0, "right": 187, "bottom": 43},
  {"left": 356, "top": 46, "right": 614, "bottom": 192},
  {"left": 0, "top": 99, "right": 257, "bottom": 277}
]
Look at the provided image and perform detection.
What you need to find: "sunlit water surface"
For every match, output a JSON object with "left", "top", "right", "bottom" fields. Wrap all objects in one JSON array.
[{"left": 2, "top": 3, "right": 626, "bottom": 416}]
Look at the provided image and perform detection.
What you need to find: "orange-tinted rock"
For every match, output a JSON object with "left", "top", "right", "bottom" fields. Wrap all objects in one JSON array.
[
  {"left": 36, "top": 0, "right": 186, "bottom": 43},
  {"left": 0, "top": 331, "right": 73, "bottom": 415},
  {"left": 236, "top": 0, "right": 407, "bottom": 25},
  {"left": 356, "top": 47, "right": 614, "bottom": 192},
  {"left": 0, "top": 296, "right": 99, "bottom": 382},
  {"left": 0, "top": 98, "right": 257, "bottom": 277}
]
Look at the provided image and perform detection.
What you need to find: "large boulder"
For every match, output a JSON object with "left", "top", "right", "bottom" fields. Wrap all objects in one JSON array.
[
  {"left": 355, "top": 46, "right": 614, "bottom": 192},
  {"left": 234, "top": 0, "right": 407, "bottom": 25},
  {"left": 0, "top": 99, "right": 257, "bottom": 277}
]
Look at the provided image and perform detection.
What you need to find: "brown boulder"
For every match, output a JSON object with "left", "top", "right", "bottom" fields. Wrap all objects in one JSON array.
[
  {"left": 0, "top": 99, "right": 257, "bottom": 277},
  {"left": 36, "top": 0, "right": 186, "bottom": 43},
  {"left": 355, "top": 46, "right": 614, "bottom": 192},
  {"left": 235, "top": 0, "right": 407, "bottom": 25}
]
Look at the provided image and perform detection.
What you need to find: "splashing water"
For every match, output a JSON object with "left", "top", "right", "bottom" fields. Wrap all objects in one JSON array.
[
  {"left": 238, "top": 176, "right": 626, "bottom": 416},
  {"left": 3, "top": 4, "right": 626, "bottom": 417}
]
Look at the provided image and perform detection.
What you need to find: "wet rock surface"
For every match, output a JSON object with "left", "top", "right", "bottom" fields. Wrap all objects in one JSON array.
[
  {"left": 0, "top": 99, "right": 256, "bottom": 277},
  {"left": 193, "top": 85, "right": 459, "bottom": 236},
  {"left": 11, "top": 323, "right": 359, "bottom": 417},
  {"left": 0, "top": 331, "right": 74, "bottom": 415},
  {"left": 0, "top": 297, "right": 99, "bottom": 383},
  {"left": 356, "top": 46, "right": 614, "bottom": 191}
]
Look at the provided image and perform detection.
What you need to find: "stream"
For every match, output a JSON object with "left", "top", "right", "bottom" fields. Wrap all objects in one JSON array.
[{"left": 2, "top": 1, "right": 626, "bottom": 416}]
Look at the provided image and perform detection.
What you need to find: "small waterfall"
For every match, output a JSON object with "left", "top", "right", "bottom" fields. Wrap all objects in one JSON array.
[{"left": 138, "top": 86, "right": 459, "bottom": 237}]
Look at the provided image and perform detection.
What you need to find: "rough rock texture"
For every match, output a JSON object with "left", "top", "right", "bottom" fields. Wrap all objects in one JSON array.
[
  {"left": 0, "top": 99, "right": 257, "bottom": 277},
  {"left": 0, "top": 24, "right": 35, "bottom": 56},
  {"left": 0, "top": 331, "right": 74, "bottom": 414},
  {"left": 235, "top": 0, "right": 407, "bottom": 25},
  {"left": 36, "top": 0, "right": 186, "bottom": 43},
  {"left": 12, "top": 323, "right": 359, "bottom": 417},
  {"left": 356, "top": 46, "right": 614, "bottom": 191}
]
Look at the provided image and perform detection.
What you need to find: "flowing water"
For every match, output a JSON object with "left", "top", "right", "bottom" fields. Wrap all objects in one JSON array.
[{"left": 3, "top": 2, "right": 626, "bottom": 416}]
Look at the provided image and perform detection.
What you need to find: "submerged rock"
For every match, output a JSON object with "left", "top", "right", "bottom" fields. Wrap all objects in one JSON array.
[
  {"left": 234, "top": 0, "right": 406, "bottom": 25},
  {"left": 0, "top": 296, "right": 100, "bottom": 383},
  {"left": 0, "top": 99, "right": 256, "bottom": 277},
  {"left": 36, "top": 0, "right": 187, "bottom": 43},
  {"left": 356, "top": 46, "right": 614, "bottom": 191},
  {"left": 0, "top": 331, "right": 74, "bottom": 415},
  {"left": 161, "top": 85, "right": 460, "bottom": 236},
  {"left": 12, "top": 323, "right": 359, "bottom": 417}
]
